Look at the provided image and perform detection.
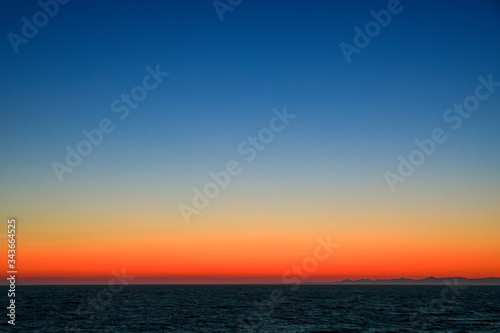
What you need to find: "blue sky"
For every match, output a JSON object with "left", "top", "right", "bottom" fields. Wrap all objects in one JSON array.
[{"left": 2, "top": 1, "right": 499, "bottom": 182}]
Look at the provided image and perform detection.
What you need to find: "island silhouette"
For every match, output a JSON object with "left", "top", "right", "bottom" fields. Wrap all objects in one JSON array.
[{"left": 311, "top": 276, "right": 500, "bottom": 285}]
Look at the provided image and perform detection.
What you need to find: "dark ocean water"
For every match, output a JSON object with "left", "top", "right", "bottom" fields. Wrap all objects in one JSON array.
[{"left": 2, "top": 285, "right": 499, "bottom": 332}]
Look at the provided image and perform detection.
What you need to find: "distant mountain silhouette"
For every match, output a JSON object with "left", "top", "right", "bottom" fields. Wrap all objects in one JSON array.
[{"left": 315, "top": 277, "right": 500, "bottom": 285}]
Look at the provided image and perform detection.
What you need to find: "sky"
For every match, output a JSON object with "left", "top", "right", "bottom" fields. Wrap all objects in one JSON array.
[{"left": 1, "top": 0, "right": 500, "bottom": 284}]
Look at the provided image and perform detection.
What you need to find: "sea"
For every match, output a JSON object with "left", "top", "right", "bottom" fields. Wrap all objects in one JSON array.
[{"left": 2, "top": 285, "right": 499, "bottom": 332}]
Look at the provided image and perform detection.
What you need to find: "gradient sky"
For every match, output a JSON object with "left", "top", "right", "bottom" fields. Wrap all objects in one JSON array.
[{"left": 1, "top": 0, "right": 500, "bottom": 284}]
